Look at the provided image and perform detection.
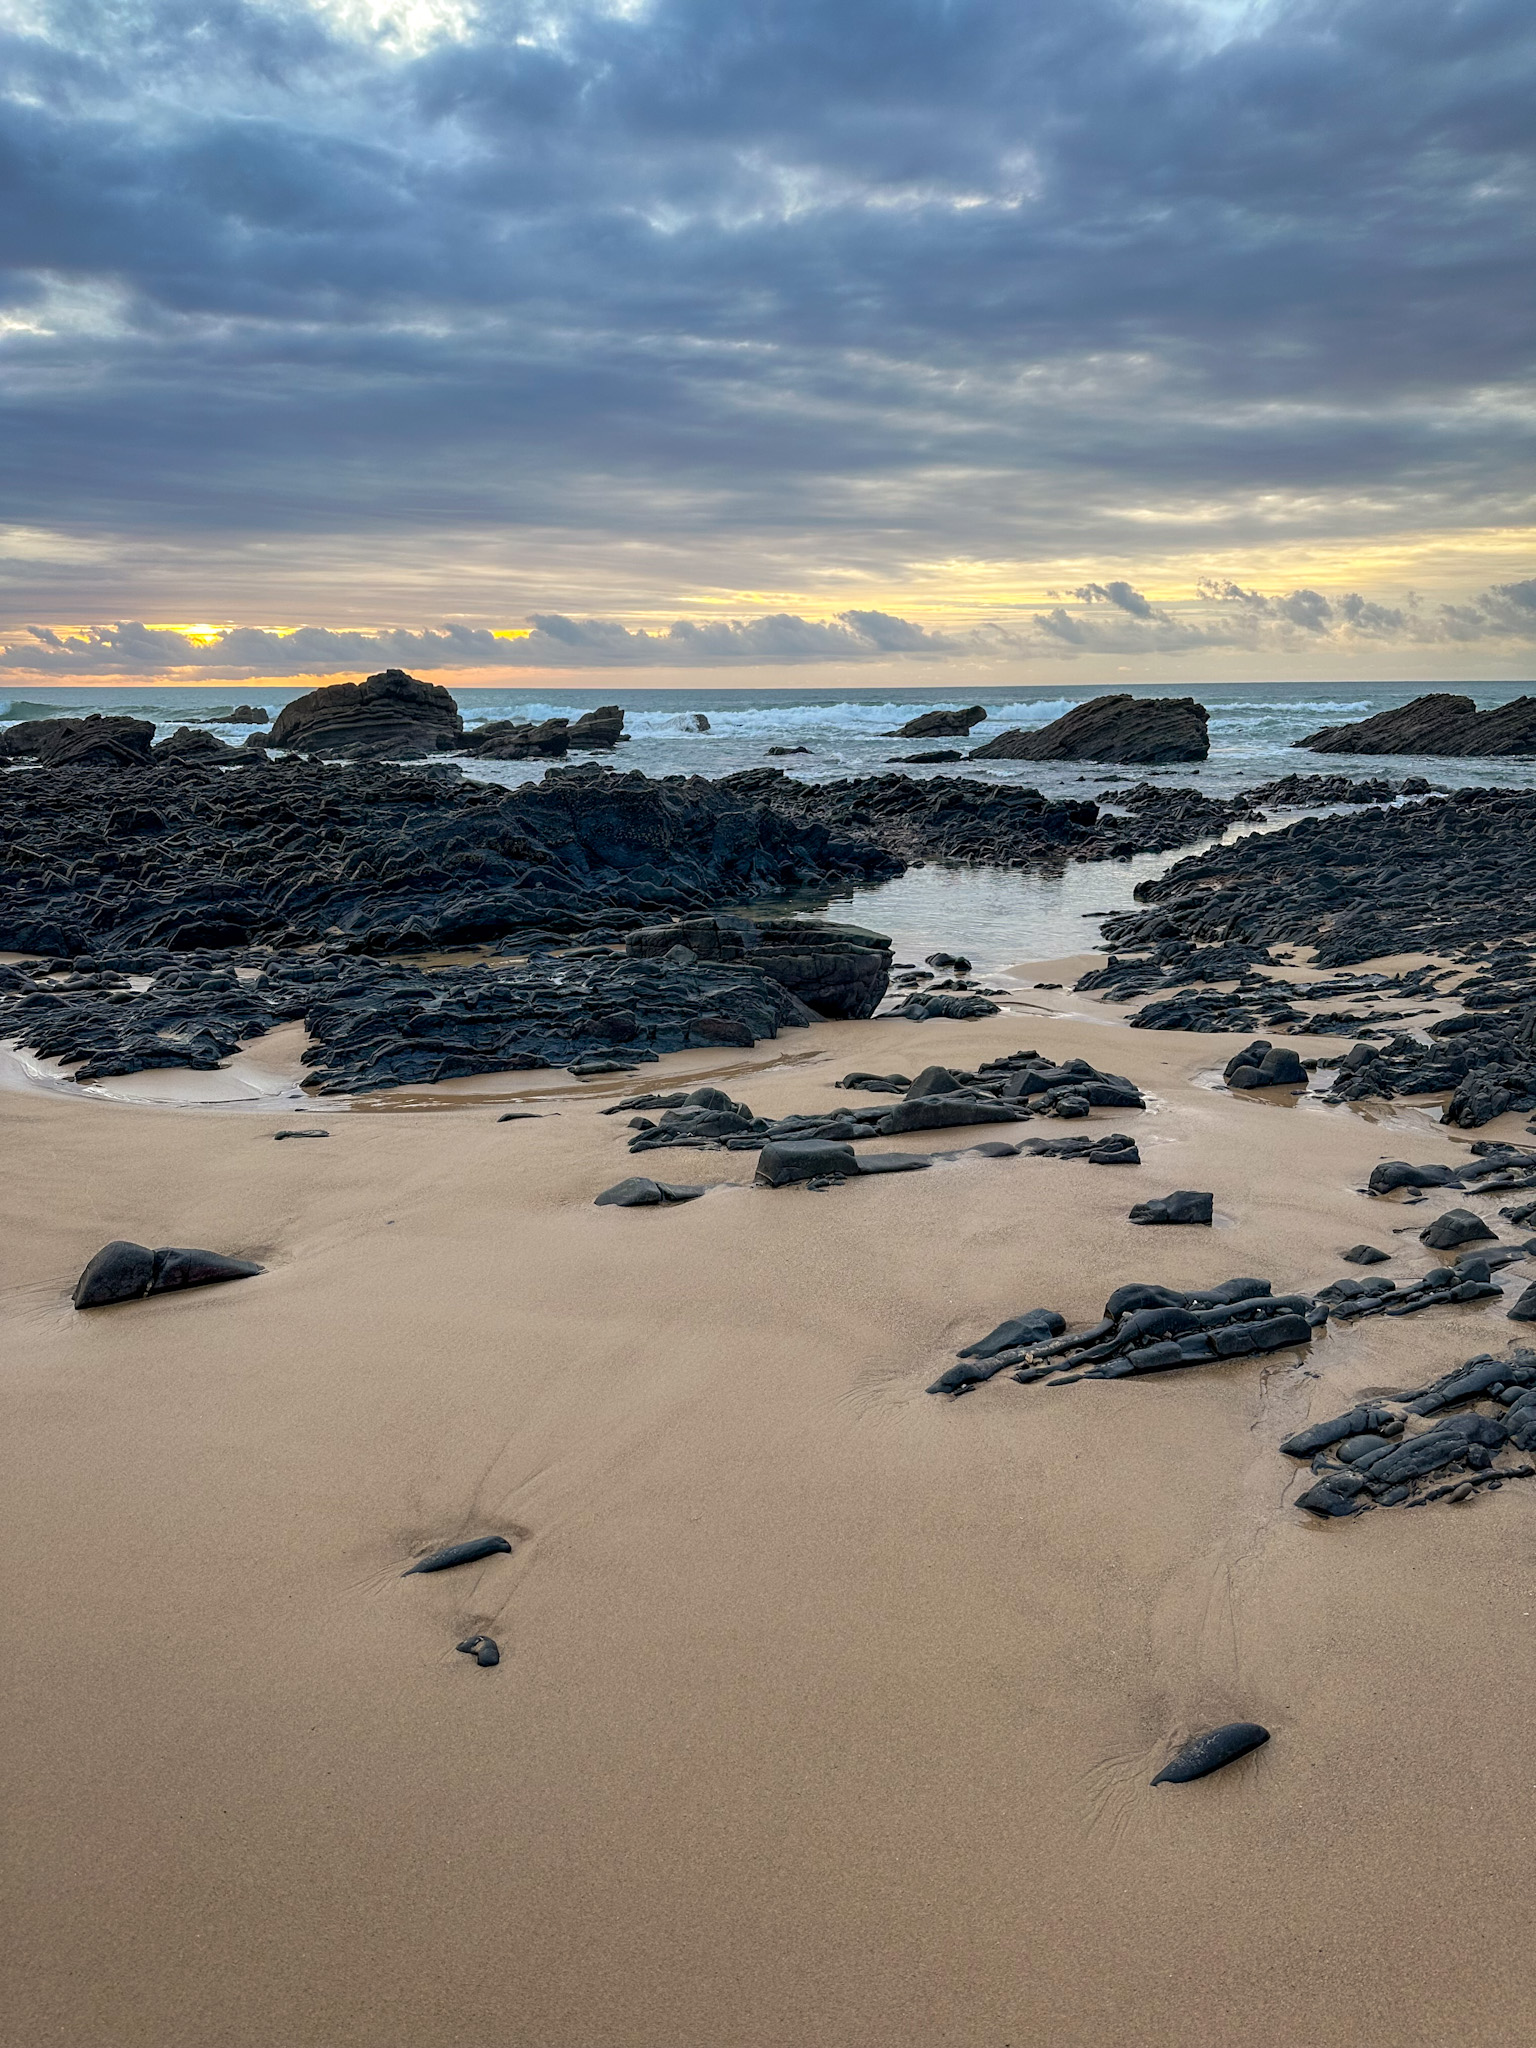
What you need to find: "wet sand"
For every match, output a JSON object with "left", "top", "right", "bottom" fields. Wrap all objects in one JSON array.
[{"left": 3, "top": 1000, "right": 1534, "bottom": 2048}]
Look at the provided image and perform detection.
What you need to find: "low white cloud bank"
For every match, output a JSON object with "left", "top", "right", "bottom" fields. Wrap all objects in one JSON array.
[{"left": 3, "top": 578, "right": 1533, "bottom": 677}]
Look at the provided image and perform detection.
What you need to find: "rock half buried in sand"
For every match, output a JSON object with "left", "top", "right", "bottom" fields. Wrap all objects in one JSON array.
[
  {"left": 755, "top": 1139, "right": 859, "bottom": 1186},
  {"left": 72, "top": 1240, "right": 264, "bottom": 1309},
  {"left": 1128, "top": 1190, "right": 1214, "bottom": 1226},
  {"left": 1508, "top": 1280, "right": 1536, "bottom": 1322},
  {"left": 1341, "top": 1243, "right": 1390, "bottom": 1264},
  {"left": 403, "top": 1536, "right": 513, "bottom": 1575},
  {"left": 1419, "top": 1207, "right": 1497, "bottom": 1250},
  {"left": 1151, "top": 1722, "right": 1270, "bottom": 1785},
  {"left": 854, "top": 1152, "right": 933, "bottom": 1174},
  {"left": 456, "top": 1635, "right": 501, "bottom": 1667},
  {"left": 594, "top": 1177, "right": 707, "bottom": 1206}
]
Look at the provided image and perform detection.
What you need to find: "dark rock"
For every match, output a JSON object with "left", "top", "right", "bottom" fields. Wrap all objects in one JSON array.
[
  {"left": 456, "top": 1634, "right": 501, "bottom": 1666},
  {"left": 755, "top": 1139, "right": 859, "bottom": 1186},
  {"left": 72, "top": 1239, "right": 156, "bottom": 1309},
  {"left": 149, "top": 1247, "right": 265, "bottom": 1292},
  {"left": 153, "top": 726, "right": 241, "bottom": 763},
  {"left": 1296, "top": 693, "right": 1536, "bottom": 757},
  {"left": 1129, "top": 1190, "right": 1214, "bottom": 1225},
  {"left": 626, "top": 915, "right": 892, "bottom": 1019},
  {"left": 1508, "top": 1281, "right": 1536, "bottom": 1322},
  {"left": 273, "top": 1128, "right": 329, "bottom": 1139},
  {"left": 886, "top": 705, "right": 987, "bottom": 739},
  {"left": 1419, "top": 1207, "right": 1497, "bottom": 1250},
  {"left": 1151, "top": 1722, "right": 1270, "bottom": 1784},
  {"left": 969, "top": 695, "right": 1208, "bottom": 765},
  {"left": 567, "top": 706, "right": 625, "bottom": 750},
  {"left": 766, "top": 745, "right": 810, "bottom": 756},
  {"left": 958, "top": 1310, "right": 1066, "bottom": 1359},
  {"left": 1341, "top": 1244, "right": 1390, "bottom": 1264},
  {"left": 464, "top": 716, "right": 571, "bottom": 760},
  {"left": 72, "top": 1239, "right": 261, "bottom": 1307},
  {"left": 403, "top": 1535, "right": 513, "bottom": 1574},
  {"left": 8, "top": 715, "right": 158, "bottom": 768},
  {"left": 1224, "top": 1040, "right": 1308, "bottom": 1089},
  {"left": 1106, "top": 1283, "right": 1189, "bottom": 1316},
  {"left": 1369, "top": 1160, "right": 1461, "bottom": 1195},
  {"left": 1101, "top": 789, "right": 1536, "bottom": 979},
  {"left": 268, "top": 670, "right": 463, "bottom": 759},
  {"left": 594, "top": 1177, "right": 706, "bottom": 1206},
  {"left": 887, "top": 749, "right": 964, "bottom": 764},
  {"left": 888, "top": 991, "right": 1000, "bottom": 1021},
  {"left": 855, "top": 1152, "right": 933, "bottom": 1174}
]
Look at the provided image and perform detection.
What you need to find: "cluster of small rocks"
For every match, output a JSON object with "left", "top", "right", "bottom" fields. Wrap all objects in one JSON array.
[
  {"left": 610, "top": 1055, "right": 1146, "bottom": 1156},
  {"left": 929, "top": 1276, "right": 1315, "bottom": 1394},
  {"left": 1283, "top": 1348, "right": 1536, "bottom": 1516}
]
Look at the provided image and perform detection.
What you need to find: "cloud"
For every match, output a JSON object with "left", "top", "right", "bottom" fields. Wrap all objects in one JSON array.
[
  {"left": 5, "top": 576, "right": 1534, "bottom": 678},
  {"left": 0, "top": 0, "right": 1532, "bottom": 636}
]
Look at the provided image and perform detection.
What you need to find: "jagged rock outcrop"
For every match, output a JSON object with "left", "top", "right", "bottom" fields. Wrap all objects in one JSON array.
[
  {"left": 1297, "top": 693, "right": 1536, "bottom": 757},
  {"left": 626, "top": 914, "right": 892, "bottom": 1018},
  {"left": 0, "top": 715, "right": 156, "bottom": 767},
  {"left": 1100, "top": 787, "right": 1536, "bottom": 966},
  {"left": 0, "top": 759, "right": 900, "bottom": 961},
  {"left": 717, "top": 768, "right": 1250, "bottom": 869},
  {"left": 268, "top": 669, "right": 463, "bottom": 759},
  {"left": 885, "top": 705, "right": 986, "bottom": 739},
  {"left": 968, "top": 694, "right": 1208, "bottom": 764}
]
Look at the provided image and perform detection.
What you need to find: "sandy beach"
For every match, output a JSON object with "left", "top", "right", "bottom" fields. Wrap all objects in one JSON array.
[{"left": 5, "top": 987, "right": 1533, "bottom": 2048}]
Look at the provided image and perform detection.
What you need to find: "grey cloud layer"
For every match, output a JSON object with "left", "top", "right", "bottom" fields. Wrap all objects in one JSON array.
[
  {"left": 7, "top": 579, "right": 1533, "bottom": 674},
  {"left": 1, "top": 0, "right": 1532, "bottom": 620}
]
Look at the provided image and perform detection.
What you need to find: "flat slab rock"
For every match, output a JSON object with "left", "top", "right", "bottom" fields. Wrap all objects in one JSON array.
[{"left": 968, "top": 695, "right": 1209, "bottom": 765}]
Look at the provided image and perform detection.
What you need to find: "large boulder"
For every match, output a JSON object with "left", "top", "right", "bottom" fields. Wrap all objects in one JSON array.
[
  {"left": 268, "top": 670, "right": 462, "bottom": 759},
  {"left": 626, "top": 914, "right": 891, "bottom": 1018},
  {"left": 968, "top": 695, "right": 1208, "bottom": 764},
  {"left": 886, "top": 705, "right": 986, "bottom": 739},
  {"left": 1296, "top": 693, "right": 1536, "bottom": 757}
]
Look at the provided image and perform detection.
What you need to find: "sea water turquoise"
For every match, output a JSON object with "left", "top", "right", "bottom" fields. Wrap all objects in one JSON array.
[{"left": 5, "top": 677, "right": 1534, "bottom": 972}]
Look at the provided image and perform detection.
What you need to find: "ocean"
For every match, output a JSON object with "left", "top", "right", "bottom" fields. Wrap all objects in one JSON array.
[{"left": 5, "top": 676, "right": 1533, "bottom": 972}]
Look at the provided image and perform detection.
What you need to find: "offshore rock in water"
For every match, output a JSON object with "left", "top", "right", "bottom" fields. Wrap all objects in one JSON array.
[
  {"left": 1296, "top": 692, "right": 1536, "bottom": 757},
  {"left": 968, "top": 694, "right": 1208, "bottom": 764},
  {"left": 884, "top": 705, "right": 987, "bottom": 739}
]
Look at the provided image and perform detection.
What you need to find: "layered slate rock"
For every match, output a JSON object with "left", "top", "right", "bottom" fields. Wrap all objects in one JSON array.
[
  {"left": 625, "top": 914, "right": 892, "bottom": 1019},
  {"left": 1296, "top": 693, "right": 1536, "bottom": 757},
  {"left": 968, "top": 695, "right": 1208, "bottom": 764},
  {"left": 1100, "top": 788, "right": 1536, "bottom": 967},
  {"left": 1, "top": 714, "right": 156, "bottom": 767},
  {"left": 885, "top": 705, "right": 987, "bottom": 739},
  {"left": 720, "top": 768, "right": 1252, "bottom": 870},
  {"left": 0, "top": 759, "right": 898, "bottom": 961},
  {"left": 268, "top": 669, "right": 464, "bottom": 759}
]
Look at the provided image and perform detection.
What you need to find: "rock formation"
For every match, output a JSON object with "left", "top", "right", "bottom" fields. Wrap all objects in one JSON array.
[
  {"left": 885, "top": 705, "right": 986, "bottom": 739},
  {"left": 1296, "top": 693, "right": 1536, "bottom": 757},
  {"left": 267, "top": 669, "right": 463, "bottom": 758},
  {"left": 625, "top": 914, "right": 892, "bottom": 1018},
  {"left": 968, "top": 694, "right": 1208, "bottom": 763},
  {"left": 1, "top": 715, "right": 156, "bottom": 768}
]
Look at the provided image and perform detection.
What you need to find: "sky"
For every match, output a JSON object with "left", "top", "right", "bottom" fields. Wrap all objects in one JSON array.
[{"left": 1, "top": 0, "right": 1533, "bottom": 689}]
